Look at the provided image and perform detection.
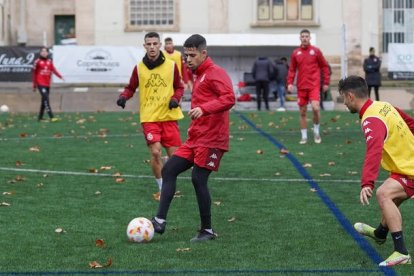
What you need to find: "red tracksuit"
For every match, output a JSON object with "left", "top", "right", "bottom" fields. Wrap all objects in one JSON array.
[{"left": 32, "top": 58, "right": 63, "bottom": 88}]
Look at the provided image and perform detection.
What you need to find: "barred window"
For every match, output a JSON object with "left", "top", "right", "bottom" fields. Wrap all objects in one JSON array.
[
  {"left": 125, "top": 0, "right": 178, "bottom": 31},
  {"left": 257, "top": 0, "right": 314, "bottom": 23}
]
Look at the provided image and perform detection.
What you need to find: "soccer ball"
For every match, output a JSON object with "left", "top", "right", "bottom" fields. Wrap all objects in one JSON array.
[
  {"left": 126, "top": 217, "right": 154, "bottom": 243},
  {"left": 0, "top": 105, "right": 9, "bottom": 113}
]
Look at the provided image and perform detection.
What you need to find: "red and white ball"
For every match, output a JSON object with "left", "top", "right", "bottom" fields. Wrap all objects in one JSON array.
[{"left": 126, "top": 217, "right": 154, "bottom": 243}]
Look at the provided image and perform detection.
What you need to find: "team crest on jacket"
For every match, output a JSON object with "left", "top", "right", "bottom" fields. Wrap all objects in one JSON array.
[
  {"left": 147, "top": 133, "right": 153, "bottom": 141},
  {"left": 310, "top": 49, "right": 315, "bottom": 55}
]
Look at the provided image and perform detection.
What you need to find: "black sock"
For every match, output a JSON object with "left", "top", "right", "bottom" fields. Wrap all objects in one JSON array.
[
  {"left": 374, "top": 223, "right": 389, "bottom": 239},
  {"left": 391, "top": 231, "right": 408, "bottom": 255}
]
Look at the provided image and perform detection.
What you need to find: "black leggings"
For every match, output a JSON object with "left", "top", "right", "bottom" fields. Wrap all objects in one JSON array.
[
  {"left": 37, "top": 85, "right": 54, "bottom": 120},
  {"left": 255, "top": 81, "right": 270, "bottom": 110},
  {"left": 156, "top": 155, "right": 213, "bottom": 229},
  {"left": 368, "top": 85, "right": 380, "bottom": 101}
]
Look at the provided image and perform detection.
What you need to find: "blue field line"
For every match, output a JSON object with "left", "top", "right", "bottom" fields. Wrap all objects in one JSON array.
[
  {"left": 236, "top": 112, "right": 395, "bottom": 276},
  {"left": 0, "top": 268, "right": 383, "bottom": 275}
]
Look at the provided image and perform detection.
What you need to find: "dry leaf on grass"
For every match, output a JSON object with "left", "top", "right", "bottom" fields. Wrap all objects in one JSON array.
[
  {"left": 88, "top": 168, "right": 98, "bottom": 173},
  {"left": 280, "top": 148, "right": 289, "bottom": 155},
  {"left": 310, "top": 188, "right": 317, "bottom": 192},
  {"left": 319, "top": 173, "right": 331, "bottom": 177},
  {"left": 274, "top": 172, "right": 281, "bottom": 176},
  {"left": 19, "top": 133, "right": 28, "bottom": 138},
  {"left": 95, "top": 191, "right": 102, "bottom": 195},
  {"left": 348, "top": 171, "right": 358, "bottom": 175},
  {"left": 53, "top": 133, "right": 63, "bottom": 138},
  {"left": 173, "top": 191, "right": 183, "bottom": 198},
  {"left": 36, "top": 183, "right": 44, "bottom": 188},
  {"left": 227, "top": 217, "right": 236, "bottom": 222},
  {"left": 115, "top": 178, "right": 125, "bottom": 183},
  {"left": 256, "top": 150, "right": 264, "bottom": 154},
  {"left": 237, "top": 137, "right": 245, "bottom": 141},
  {"left": 95, "top": 239, "right": 105, "bottom": 248},
  {"left": 89, "top": 258, "right": 112, "bottom": 269},
  {"left": 213, "top": 201, "right": 221, "bottom": 206},
  {"left": 112, "top": 172, "right": 121, "bottom": 177},
  {"left": 176, "top": 248, "right": 191, "bottom": 252},
  {"left": 55, "top": 227, "right": 66, "bottom": 233},
  {"left": 0, "top": 202, "right": 11, "bottom": 207},
  {"left": 2, "top": 191, "right": 16, "bottom": 195},
  {"left": 100, "top": 166, "right": 112, "bottom": 170},
  {"left": 15, "top": 160, "right": 23, "bottom": 167},
  {"left": 297, "top": 152, "right": 304, "bottom": 156},
  {"left": 303, "top": 163, "right": 312, "bottom": 168},
  {"left": 328, "top": 161, "right": 336, "bottom": 166},
  {"left": 29, "top": 146, "right": 40, "bottom": 152}
]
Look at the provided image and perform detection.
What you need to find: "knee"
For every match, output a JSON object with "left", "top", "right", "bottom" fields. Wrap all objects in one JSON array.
[{"left": 375, "top": 187, "right": 389, "bottom": 207}]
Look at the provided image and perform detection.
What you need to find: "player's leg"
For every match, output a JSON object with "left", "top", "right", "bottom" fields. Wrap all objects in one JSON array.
[
  {"left": 152, "top": 154, "right": 193, "bottom": 234},
  {"left": 309, "top": 87, "right": 322, "bottom": 143},
  {"left": 37, "top": 86, "right": 46, "bottom": 121},
  {"left": 263, "top": 82, "right": 270, "bottom": 110},
  {"left": 148, "top": 142, "right": 163, "bottom": 188},
  {"left": 42, "top": 87, "right": 54, "bottom": 119},
  {"left": 368, "top": 85, "right": 373, "bottom": 99},
  {"left": 376, "top": 177, "right": 411, "bottom": 266},
  {"left": 255, "top": 82, "right": 262, "bottom": 111},
  {"left": 374, "top": 85, "right": 380, "bottom": 101}
]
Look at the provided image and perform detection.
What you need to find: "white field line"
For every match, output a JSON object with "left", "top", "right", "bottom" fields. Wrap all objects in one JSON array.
[{"left": 0, "top": 166, "right": 361, "bottom": 183}]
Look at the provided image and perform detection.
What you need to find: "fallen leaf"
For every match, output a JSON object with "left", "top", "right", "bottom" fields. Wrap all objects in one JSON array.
[
  {"left": 173, "top": 191, "right": 183, "bottom": 198},
  {"left": 256, "top": 150, "right": 264, "bottom": 154},
  {"left": 29, "top": 146, "right": 40, "bottom": 152},
  {"left": 345, "top": 140, "right": 352, "bottom": 144},
  {"left": 36, "top": 183, "right": 44, "bottom": 188},
  {"left": 2, "top": 191, "right": 16, "bottom": 195},
  {"left": 112, "top": 172, "right": 121, "bottom": 177},
  {"left": 227, "top": 217, "right": 236, "bottom": 222},
  {"left": 0, "top": 202, "right": 11, "bottom": 207},
  {"left": 280, "top": 148, "right": 289, "bottom": 155},
  {"left": 88, "top": 168, "right": 98, "bottom": 173},
  {"left": 213, "top": 201, "right": 221, "bottom": 206},
  {"left": 55, "top": 227, "right": 66, "bottom": 233},
  {"left": 95, "top": 191, "right": 102, "bottom": 195},
  {"left": 274, "top": 172, "right": 281, "bottom": 176},
  {"left": 348, "top": 171, "right": 358, "bottom": 175},
  {"left": 176, "top": 248, "right": 191, "bottom": 252},
  {"left": 53, "top": 133, "right": 63, "bottom": 138},
  {"left": 303, "top": 163, "right": 312, "bottom": 168},
  {"left": 319, "top": 173, "right": 331, "bottom": 177},
  {"left": 19, "top": 133, "right": 28, "bottom": 138},
  {"left": 95, "top": 239, "right": 105, "bottom": 248},
  {"left": 100, "top": 166, "right": 112, "bottom": 170},
  {"left": 15, "top": 160, "right": 23, "bottom": 167},
  {"left": 89, "top": 258, "right": 112, "bottom": 269},
  {"left": 237, "top": 137, "right": 245, "bottom": 141},
  {"left": 328, "top": 161, "right": 336, "bottom": 166},
  {"left": 310, "top": 188, "right": 317, "bottom": 192},
  {"left": 143, "top": 159, "right": 151, "bottom": 164},
  {"left": 297, "top": 152, "right": 304, "bottom": 156}
]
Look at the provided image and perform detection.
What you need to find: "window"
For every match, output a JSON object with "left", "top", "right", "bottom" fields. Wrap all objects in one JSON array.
[
  {"left": 256, "top": 0, "right": 314, "bottom": 24},
  {"left": 382, "top": 0, "right": 414, "bottom": 52},
  {"left": 125, "top": 0, "right": 178, "bottom": 31}
]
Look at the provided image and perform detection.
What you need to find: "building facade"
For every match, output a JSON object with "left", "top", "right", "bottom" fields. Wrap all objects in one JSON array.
[{"left": 1, "top": 0, "right": 410, "bottom": 83}]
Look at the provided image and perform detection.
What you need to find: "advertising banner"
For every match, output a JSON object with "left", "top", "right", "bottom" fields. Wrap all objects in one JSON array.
[
  {"left": 388, "top": 43, "right": 414, "bottom": 80},
  {"left": 0, "top": 47, "right": 39, "bottom": 81},
  {"left": 53, "top": 46, "right": 145, "bottom": 83}
]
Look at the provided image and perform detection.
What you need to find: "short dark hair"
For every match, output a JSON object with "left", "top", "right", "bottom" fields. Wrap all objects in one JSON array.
[
  {"left": 369, "top": 47, "right": 375, "bottom": 52},
  {"left": 300, "top": 29, "right": 310, "bottom": 35},
  {"left": 183, "top": 34, "right": 207, "bottom": 51},
  {"left": 145, "top": 32, "right": 160, "bottom": 40},
  {"left": 164, "top": 37, "right": 173, "bottom": 43},
  {"left": 338, "top": 75, "right": 368, "bottom": 98},
  {"left": 280, "top": 57, "right": 287, "bottom": 62}
]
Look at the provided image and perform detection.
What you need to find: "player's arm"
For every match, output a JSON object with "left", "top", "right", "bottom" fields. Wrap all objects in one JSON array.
[
  {"left": 360, "top": 117, "right": 387, "bottom": 204},
  {"left": 168, "top": 64, "right": 184, "bottom": 109},
  {"left": 395, "top": 107, "right": 414, "bottom": 135},
  {"left": 286, "top": 53, "right": 296, "bottom": 92},
  {"left": 117, "top": 66, "right": 139, "bottom": 108},
  {"left": 51, "top": 63, "right": 64, "bottom": 80},
  {"left": 32, "top": 60, "right": 38, "bottom": 91},
  {"left": 318, "top": 50, "right": 330, "bottom": 90}
]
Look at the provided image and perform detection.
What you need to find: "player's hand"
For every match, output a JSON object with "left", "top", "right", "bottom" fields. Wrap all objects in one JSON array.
[
  {"left": 188, "top": 107, "right": 203, "bottom": 119},
  {"left": 168, "top": 99, "right": 179, "bottom": 109},
  {"left": 117, "top": 97, "right": 127, "bottom": 109},
  {"left": 322, "top": 85, "right": 329, "bottom": 92},
  {"left": 360, "top": 187, "right": 373, "bottom": 205},
  {"left": 287, "top": 84, "right": 293, "bottom": 93}
]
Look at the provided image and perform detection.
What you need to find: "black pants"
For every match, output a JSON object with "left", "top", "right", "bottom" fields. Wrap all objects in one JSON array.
[
  {"left": 156, "top": 155, "right": 213, "bottom": 229},
  {"left": 255, "top": 81, "right": 270, "bottom": 110},
  {"left": 368, "top": 85, "right": 380, "bottom": 101},
  {"left": 37, "top": 85, "right": 54, "bottom": 120}
]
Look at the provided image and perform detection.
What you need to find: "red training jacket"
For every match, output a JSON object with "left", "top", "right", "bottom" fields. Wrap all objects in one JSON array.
[
  {"left": 32, "top": 58, "right": 63, "bottom": 88},
  {"left": 185, "top": 57, "right": 235, "bottom": 151},
  {"left": 287, "top": 44, "right": 330, "bottom": 90}
]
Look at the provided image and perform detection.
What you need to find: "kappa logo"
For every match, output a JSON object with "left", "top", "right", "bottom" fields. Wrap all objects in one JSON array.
[
  {"left": 363, "top": 120, "right": 371, "bottom": 127},
  {"left": 147, "top": 133, "right": 153, "bottom": 141},
  {"left": 209, "top": 153, "right": 218, "bottom": 159},
  {"left": 364, "top": 127, "right": 372, "bottom": 134},
  {"left": 145, "top": 74, "right": 167, "bottom": 89},
  {"left": 297, "top": 51, "right": 302, "bottom": 55},
  {"left": 310, "top": 49, "right": 315, "bottom": 55},
  {"left": 207, "top": 161, "right": 216, "bottom": 168},
  {"left": 401, "top": 177, "right": 408, "bottom": 185},
  {"left": 366, "top": 135, "right": 373, "bottom": 142}
]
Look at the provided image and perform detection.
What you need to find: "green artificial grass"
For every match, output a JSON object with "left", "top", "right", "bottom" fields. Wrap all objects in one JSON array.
[{"left": 0, "top": 110, "right": 412, "bottom": 275}]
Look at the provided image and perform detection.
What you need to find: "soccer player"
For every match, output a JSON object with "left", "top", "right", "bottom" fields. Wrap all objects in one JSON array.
[
  {"left": 163, "top": 37, "right": 190, "bottom": 88},
  {"left": 338, "top": 75, "right": 414, "bottom": 267},
  {"left": 151, "top": 34, "right": 235, "bottom": 242},
  {"left": 287, "top": 29, "right": 330, "bottom": 144},
  {"left": 32, "top": 47, "right": 64, "bottom": 122},
  {"left": 116, "top": 32, "right": 184, "bottom": 201}
]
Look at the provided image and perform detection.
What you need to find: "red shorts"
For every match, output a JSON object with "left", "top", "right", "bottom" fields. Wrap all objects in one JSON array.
[
  {"left": 141, "top": 121, "right": 181, "bottom": 147},
  {"left": 297, "top": 87, "right": 321, "bottom": 106},
  {"left": 390, "top": 173, "right": 414, "bottom": 198},
  {"left": 174, "top": 143, "right": 225, "bottom": 171}
]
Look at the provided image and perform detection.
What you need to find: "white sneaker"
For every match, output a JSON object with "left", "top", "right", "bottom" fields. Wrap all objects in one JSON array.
[
  {"left": 276, "top": 107, "right": 286, "bottom": 112},
  {"left": 314, "top": 134, "right": 321, "bottom": 144},
  {"left": 299, "top": 138, "right": 307, "bottom": 145}
]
